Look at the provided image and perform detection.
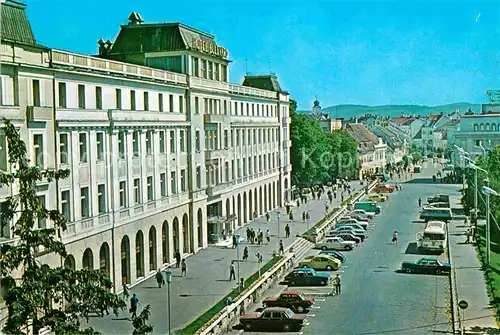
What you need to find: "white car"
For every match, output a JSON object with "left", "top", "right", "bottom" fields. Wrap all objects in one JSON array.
[
  {"left": 315, "top": 236, "right": 356, "bottom": 251},
  {"left": 337, "top": 219, "right": 368, "bottom": 230},
  {"left": 350, "top": 209, "right": 375, "bottom": 219},
  {"left": 330, "top": 226, "right": 366, "bottom": 237}
]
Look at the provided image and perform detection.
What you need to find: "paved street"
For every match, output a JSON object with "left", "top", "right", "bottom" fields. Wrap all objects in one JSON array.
[
  {"left": 301, "top": 163, "right": 455, "bottom": 335},
  {"left": 85, "top": 180, "right": 362, "bottom": 334}
]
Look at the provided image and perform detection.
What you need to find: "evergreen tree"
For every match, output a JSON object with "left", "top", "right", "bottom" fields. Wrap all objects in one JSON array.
[{"left": 0, "top": 119, "right": 126, "bottom": 334}]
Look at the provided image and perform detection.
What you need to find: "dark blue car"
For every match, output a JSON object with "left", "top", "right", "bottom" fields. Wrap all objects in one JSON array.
[{"left": 319, "top": 250, "right": 346, "bottom": 263}]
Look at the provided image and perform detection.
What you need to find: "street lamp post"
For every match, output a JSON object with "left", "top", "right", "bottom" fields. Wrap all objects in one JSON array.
[
  {"left": 474, "top": 144, "right": 486, "bottom": 159},
  {"left": 164, "top": 270, "right": 172, "bottom": 335},
  {"left": 277, "top": 211, "right": 281, "bottom": 238},
  {"left": 235, "top": 233, "right": 241, "bottom": 292},
  {"left": 465, "top": 159, "right": 489, "bottom": 229},
  {"left": 481, "top": 186, "right": 499, "bottom": 266}
]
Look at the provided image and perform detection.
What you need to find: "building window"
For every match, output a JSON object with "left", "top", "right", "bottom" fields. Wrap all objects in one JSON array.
[
  {"left": 192, "top": 57, "right": 199, "bottom": 76},
  {"left": 116, "top": 89, "right": 122, "bottom": 109},
  {"left": 119, "top": 181, "right": 127, "bottom": 208},
  {"left": 80, "top": 187, "right": 89, "bottom": 218},
  {"left": 160, "top": 173, "right": 166, "bottom": 197},
  {"left": 180, "top": 169, "right": 186, "bottom": 192},
  {"left": 179, "top": 96, "right": 184, "bottom": 113},
  {"left": 98, "top": 184, "right": 106, "bottom": 214},
  {"left": 133, "top": 131, "right": 140, "bottom": 158},
  {"left": 37, "top": 195, "right": 46, "bottom": 229},
  {"left": 159, "top": 131, "right": 165, "bottom": 154},
  {"left": 224, "top": 129, "right": 228, "bottom": 149},
  {"left": 223, "top": 101, "right": 228, "bottom": 115},
  {"left": 143, "top": 91, "right": 149, "bottom": 111},
  {"left": 118, "top": 132, "right": 126, "bottom": 159},
  {"left": 96, "top": 86, "right": 102, "bottom": 109},
  {"left": 195, "top": 130, "right": 201, "bottom": 152},
  {"left": 493, "top": 124, "right": 497, "bottom": 131},
  {"left": 147, "top": 176, "right": 154, "bottom": 201},
  {"left": 242, "top": 130, "right": 246, "bottom": 146},
  {"left": 243, "top": 159, "right": 247, "bottom": 177},
  {"left": 79, "top": 133, "right": 88, "bottom": 164},
  {"left": 195, "top": 97, "right": 200, "bottom": 114},
  {"left": 221, "top": 65, "right": 227, "bottom": 82},
  {"left": 96, "top": 132, "right": 104, "bottom": 161},
  {"left": 214, "top": 63, "right": 219, "bottom": 81},
  {"left": 234, "top": 102, "right": 238, "bottom": 115},
  {"left": 134, "top": 178, "right": 141, "bottom": 204},
  {"left": 207, "top": 62, "right": 213, "bottom": 80},
  {"left": 180, "top": 130, "right": 185, "bottom": 152},
  {"left": 146, "top": 131, "right": 153, "bottom": 155},
  {"left": 58, "top": 82, "right": 67, "bottom": 108},
  {"left": 170, "top": 171, "right": 177, "bottom": 194},
  {"left": 78, "top": 84, "right": 85, "bottom": 109},
  {"left": 169, "top": 94, "right": 174, "bottom": 112},
  {"left": 201, "top": 60, "right": 207, "bottom": 78},
  {"left": 130, "top": 90, "right": 136, "bottom": 110},
  {"left": 60, "top": 190, "right": 71, "bottom": 222},
  {"left": 170, "top": 130, "right": 175, "bottom": 153},
  {"left": 32, "top": 79, "right": 41, "bottom": 107},
  {"left": 480, "top": 123, "right": 485, "bottom": 131},
  {"left": 236, "top": 129, "right": 240, "bottom": 146},
  {"left": 486, "top": 123, "right": 490, "bottom": 131},
  {"left": 204, "top": 99, "right": 209, "bottom": 114},
  {"left": 196, "top": 166, "right": 201, "bottom": 189},
  {"left": 231, "top": 160, "right": 235, "bottom": 180},
  {"left": 31, "top": 134, "right": 43, "bottom": 167},
  {"left": 158, "top": 93, "right": 164, "bottom": 112}
]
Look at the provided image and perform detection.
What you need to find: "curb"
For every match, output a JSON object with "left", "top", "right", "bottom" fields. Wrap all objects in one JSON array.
[{"left": 447, "top": 215, "right": 460, "bottom": 334}]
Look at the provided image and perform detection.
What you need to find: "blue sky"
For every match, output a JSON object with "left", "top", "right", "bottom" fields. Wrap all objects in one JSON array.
[{"left": 26, "top": 0, "right": 499, "bottom": 110}]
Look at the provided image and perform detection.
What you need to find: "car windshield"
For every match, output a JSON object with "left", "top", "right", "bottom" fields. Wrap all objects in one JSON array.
[
  {"left": 298, "top": 293, "right": 305, "bottom": 299},
  {"left": 285, "top": 309, "right": 295, "bottom": 318},
  {"left": 336, "top": 237, "right": 344, "bottom": 242}
]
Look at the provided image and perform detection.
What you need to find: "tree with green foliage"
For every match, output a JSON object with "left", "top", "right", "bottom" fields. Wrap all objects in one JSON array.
[
  {"left": 0, "top": 119, "right": 126, "bottom": 335},
  {"left": 412, "top": 151, "right": 423, "bottom": 164},
  {"left": 132, "top": 305, "right": 154, "bottom": 335},
  {"left": 290, "top": 99, "right": 358, "bottom": 187}
]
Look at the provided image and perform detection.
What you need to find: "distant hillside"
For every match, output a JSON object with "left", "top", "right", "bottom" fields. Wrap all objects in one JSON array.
[{"left": 298, "top": 102, "right": 481, "bottom": 119}]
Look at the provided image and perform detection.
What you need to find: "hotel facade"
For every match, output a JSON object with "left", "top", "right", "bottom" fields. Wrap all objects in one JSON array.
[{"left": 0, "top": 2, "right": 291, "bottom": 293}]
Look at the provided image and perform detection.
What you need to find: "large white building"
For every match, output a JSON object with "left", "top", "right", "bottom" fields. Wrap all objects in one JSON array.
[{"left": 0, "top": 2, "right": 291, "bottom": 292}]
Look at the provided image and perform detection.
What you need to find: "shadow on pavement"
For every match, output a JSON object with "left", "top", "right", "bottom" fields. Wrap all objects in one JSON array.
[
  {"left": 468, "top": 326, "right": 500, "bottom": 334},
  {"left": 405, "top": 242, "right": 420, "bottom": 254}
]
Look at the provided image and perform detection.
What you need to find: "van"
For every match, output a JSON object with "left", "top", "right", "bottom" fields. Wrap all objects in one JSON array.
[
  {"left": 419, "top": 207, "right": 453, "bottom": 223},
  {"left": 354, "top": 201, "right": 381, "bottom": 214}
]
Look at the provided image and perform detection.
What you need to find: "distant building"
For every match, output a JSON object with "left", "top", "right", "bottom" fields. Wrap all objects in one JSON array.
[
  {"left": 454, "top": 113, "right": 500, "bottom": 160},
  {"left": 310, "top": 98, "right": 343, "bottom": 132}
]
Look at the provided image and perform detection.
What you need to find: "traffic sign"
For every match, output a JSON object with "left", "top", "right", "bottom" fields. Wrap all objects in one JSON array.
[{"left": 458, "top": 300, "right": 468, "bottom": 310}]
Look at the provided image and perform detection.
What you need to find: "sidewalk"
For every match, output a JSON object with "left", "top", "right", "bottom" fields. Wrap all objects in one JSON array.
[
  {"left": 448, "top": 198, "right": 498, "bottom": 333},
  {"left": 85, "top": 180, "right": 361, "bottom": 335}
]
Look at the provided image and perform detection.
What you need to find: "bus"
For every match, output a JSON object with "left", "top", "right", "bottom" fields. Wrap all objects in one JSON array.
[{"left": 416, "top": 221, "right": 447, "bottom": 253}]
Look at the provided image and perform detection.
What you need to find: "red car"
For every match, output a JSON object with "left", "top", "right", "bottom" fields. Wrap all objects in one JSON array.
[
  {"left": 347, "top": 214, "right": 370, "bottom": 222},
  {"left": 263, "top": 291, "right": 315, "bottom": 313},
  {"left": 334, "top": 233, "right": 363, "bottom": 243},
  {"left": 373, "top": 184, "right": 395, "bottom": 193},
  {"left": 240, "top": 307, "right": 306, "bottom": 332}
]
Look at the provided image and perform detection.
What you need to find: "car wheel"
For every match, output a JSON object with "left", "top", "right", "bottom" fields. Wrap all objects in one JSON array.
[
  {"left": 326, "top": 265, "right": 333, "bottom": 271},
  {"left": 296, "top": 305, "right": 305, "bottom": 313},
  {"left": 321, "top": 246, "right": 327, "bottom": 250},
  {"left": 244, "top": 323, "right": 252, "bottom": 331},
  {"left": 405, "top": 268, "right": 412, "bottom": 274},
  {"left": 345, "top": 245, "right": 353, "bottom": 251},
  {"left": 283, "top": 324, "right": 292, "bottom": 332},
  {"left": 436, "top": 269, "right": 442, "bottom": 275}
]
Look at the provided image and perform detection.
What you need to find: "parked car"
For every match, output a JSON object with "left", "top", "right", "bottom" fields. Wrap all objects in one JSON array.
[
  {"left": 345, "top": 214, "right": 370, "bottom": 222},
  {"left": 263, "top": 291, "right": 315, "bottom": 313},
  {"left": 239, "top": 307, "right": 306, "bottom": 332},
  {"left": 332, "top": 233, "right": 362, "bottom": 243},
  {"left": 373, "top": 184, "right": 395, "bottom": 193},
  {"left": 428, "top": 202, "right": 451, "bottom": 209},
  {"left": 298, "top": 254, "right": 341, "bottom": 271},
  {"left": 401, "top": 257, "right": 452, "bottom": 275},
  {"left": 365, "top": 193, "right": 388, "bottom": 202},
  {"left": 315, "top": 236, "right": 356, "bottom": 251},
  {"left": 354, "top": 201, "right": 381, "bottom": 214},
  {"left": 427, "top": 194, "right": 450, "bottom": 205},
  {"left": 350, "top": 209, "right": 375, "bottom": 219},
  {"left": 319, "top": 250, "right": 346, "bottom": 263},
  {"left": 336, "top": 221, "right": 368, "bottom": 231},
  {"left": 329, "top": 226, "right": 366, "bottom": 241},
  {"left": 284, "top": 267, "right": 332, "bottom": 286}
]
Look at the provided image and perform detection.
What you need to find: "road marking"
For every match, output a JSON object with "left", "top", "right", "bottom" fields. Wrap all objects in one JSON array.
[
  {"left": 315, "top": 298, "right": 326, "bottom": 302},
  {"left": 308, "top": 314, "right": 316, "bottom": 317},
  {"left": 311, "top": 306, "right": 321, "bottom": 309}
]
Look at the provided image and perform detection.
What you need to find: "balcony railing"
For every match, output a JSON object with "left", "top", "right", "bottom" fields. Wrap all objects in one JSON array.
[
  {"left": 62, "top": 213, "right": 111, "bottom": 238},
  {"left": 51, "top": 49, "right": 188, "bottom": 86},
  {"left": 206, "top": 181, "right": 234, "bottom": 197},
  {"left": 229, "top": 84, "right": 277, "bottom": 100}
]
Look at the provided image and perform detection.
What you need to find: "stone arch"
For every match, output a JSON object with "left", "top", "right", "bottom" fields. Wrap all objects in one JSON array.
[
  {"left": 64, "top": 255, "right": 76, "bottom": 270},
  {"left": 197, "top": 209, "right": 203, "bottom": 248},
  {"left": 173, "top": 217, "right": 180, "bottom": 254},
  {"left": 480, "top": 123, "right": 485, "bottom": 131},
  {"left": 249, "top": 189, "right": 253, "bottom": 220},
  {"left": 493, "top": 124, "right": 497, "bottom": 131},
  {"left": 99, "top": 242, "right": 111, "bottom": 278},
  {"left": 162, "top": 220, "right": 170, "bottom": 264},
  {"left": 263, "top": 184, "right": 268, "bottom": 213},
  {"left": 148, "top": 226, "right": 157, "bottom": 272},
  {"left": 121, "top": 236, "right": 131, "bottom": 284},
  {"left": 486, "top": 123, "right": 491, "bottom": 131},
  {"left": 136, "top": 230, "right": 145, "bottom": 278},
  {"left": 237, "top": 194, "right": 242, "bottom": 226},
  {"left": 243, "top": 192, "right": 248, "bottom": 224},
  {"left": 259, "top": 186, "right": 263, "bottom": 215},
  {"left": 474, "top": 123, "right": 478, "bottom": 131},
  {"left": 82, "top": 248, "right": 94, "bottom": 270},
  {"left": 182, "top": 213, "right": 190, "bottom": 254}
]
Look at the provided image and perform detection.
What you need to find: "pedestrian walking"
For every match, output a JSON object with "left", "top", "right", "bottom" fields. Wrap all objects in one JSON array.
[
  {"left": 122, "top": 282, "right": 130, "bottom": 300},
  {"left": 333, "top": 274, "right": 341, "bottom": 295},
  {"left": 175, "top": 250, "right": 181, "bottom": 268},
  {"left": 266, "top": 212, "right": 270, "bottom": 223},
  {"left": 181, "top": 259, "right": 187, "bottom": 276},
  {"left": 266, "top": 229, "right": 271, "bottom": 244},
  {"left": 465, "top": 229, "right": 471, "bottom": 244},
  {"left": 296, "top": 198, "right": 300, "bottom": 207},
  {"left": 232, "top": 234, "right": 237, "bottom": 248},
  {"left": 392, "top": 231, "right": 398, "bottom": 244},
  {"left": 130, "top": 293, "right": 139, "bottom": 318},
  {"left": 289, "top": 211, "right": 294, "bottom": 221},
  {"left": 259, "top": 231, "right": 264, "bottom": 245},
  {"left": 229, "top": 261, "right": 236, "bottom": 281},
  {"left": 243, "top": 246, "right": 249, "bottom": 261},
  {"left": 334, "top": 191, "right": 337, "bottom": 199},
  {"left": 279, "top": 240, "right": 284, "bottom": 255},
  {"left": 155, "top": 269, "right": 164, "bottom": 288},
  {"left": 285, "top": 224, "right": 290, "bottom": 238},
  {"left": 302, "top": 211, "right": 306, "bottom": 223},
  {"left": 418, "top": 198, "right": 422, "bottom": 207}
]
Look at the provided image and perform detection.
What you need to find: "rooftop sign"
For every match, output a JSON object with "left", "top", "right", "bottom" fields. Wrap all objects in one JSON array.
[{"left": 191, "top": 38, "right": 228, "bottom": 58}]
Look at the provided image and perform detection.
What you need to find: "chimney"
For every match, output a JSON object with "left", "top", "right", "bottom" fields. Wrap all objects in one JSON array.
[
  {"left": 128, "top": 11, "right": 144, "bottom": 25},
  {"left": 97, "top": 39, "right": 106, "bottom": 56}
]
